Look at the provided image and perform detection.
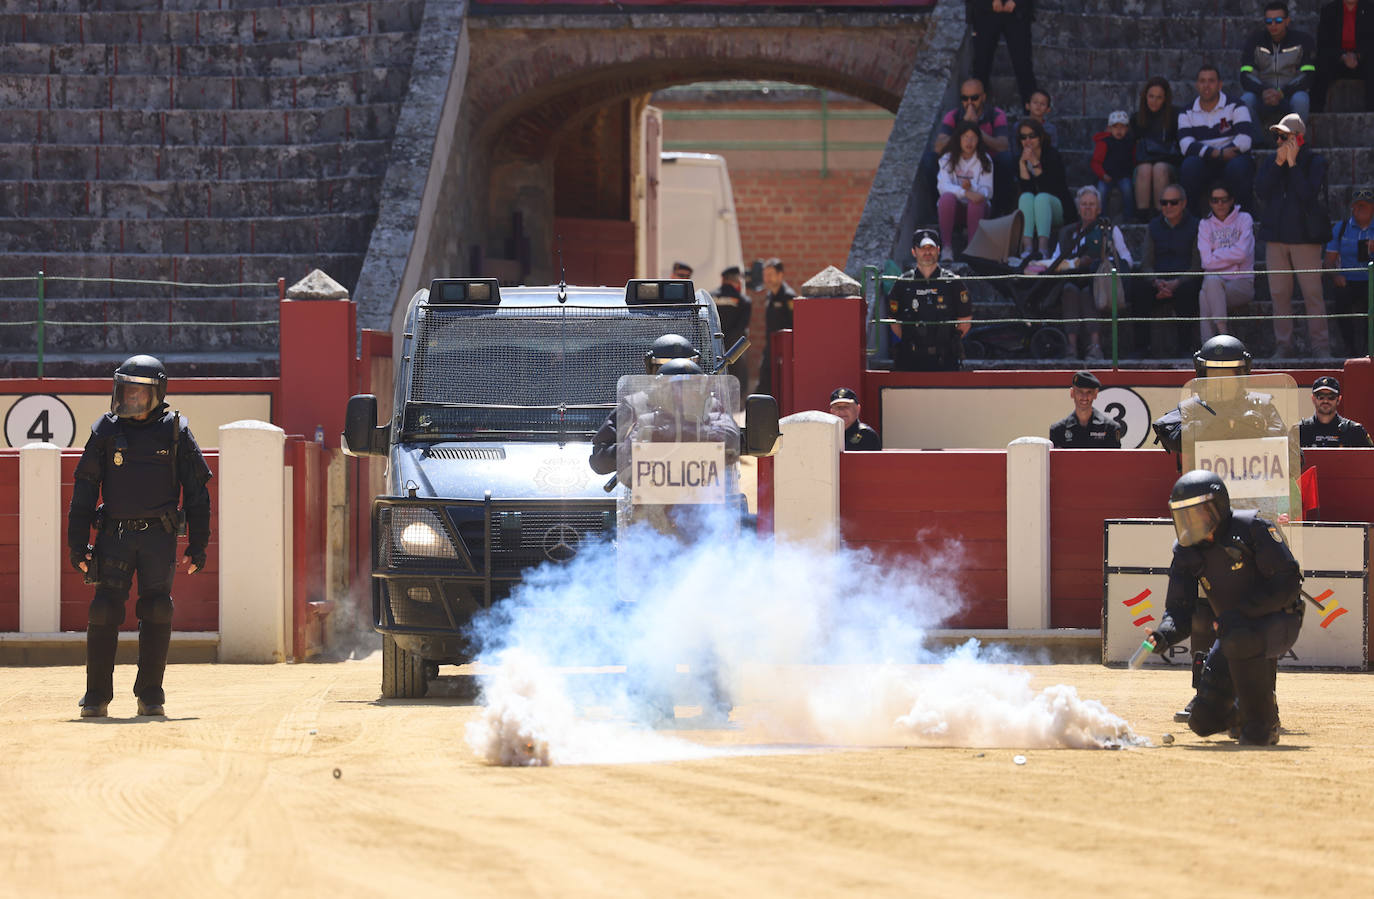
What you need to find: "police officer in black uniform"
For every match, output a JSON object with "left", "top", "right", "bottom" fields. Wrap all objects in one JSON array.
[
  {"left": 828, "top": 387, "right": 881, "bottom": 450},
  {"left": 589, "top": 334, "right": 702, "bottom": 476},
  {"left": 887, "top": 229, "right": 973, "bottom": 371},
  {"left": 714, "top": 266, "right": 752, "bottom": 389},
  {"left": 68, "top": 355, "right": 213, "bottom": 718},
  {"left": 1146, "top": 470, "right": 1304, "bottom": 745},
  {"left": 1299, "top": 376, "right": 1374, "bottom": 447},
  {"left": 1049, "top": 370, "right": 1123, "bottom": 447},
  {"left": 755, "top": 257, "right": 795, "bottom": 397}
]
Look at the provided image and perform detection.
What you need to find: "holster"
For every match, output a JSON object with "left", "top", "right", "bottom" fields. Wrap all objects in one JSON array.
[{"left": 159, "top": 509, "right": 187, "bottom": 536}]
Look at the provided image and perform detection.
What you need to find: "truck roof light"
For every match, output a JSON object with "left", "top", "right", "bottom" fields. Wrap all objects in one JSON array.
[
  {"left": 428, "top": 279, "right": 501, "bottom": 305},
  {"left": 625, "top": 279, "right": 694, "bottom": 305}
]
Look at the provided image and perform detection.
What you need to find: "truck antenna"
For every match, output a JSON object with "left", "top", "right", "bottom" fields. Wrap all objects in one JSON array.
[{"left": 557, "top": 234, "right": 567, "bottom": 303}]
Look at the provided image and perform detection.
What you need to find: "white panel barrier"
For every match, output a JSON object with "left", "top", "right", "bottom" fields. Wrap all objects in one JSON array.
[
  {"left": 218, "top": 421, "right": 287, "bottom": 662},
  {"left": 1006, "top": 437, "right": 1051, "bottom": 629},
  {"left": 18, "top": 442, "right": 61, "bottom": 633},
  {"left": 773, "top": 411, "right": 841, "bottom": 551},
  {"left": 1103, "top": 519, "right": 1368, "bottom": 669}
]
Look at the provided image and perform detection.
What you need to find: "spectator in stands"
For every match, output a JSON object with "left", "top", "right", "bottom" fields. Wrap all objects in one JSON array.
[
  {"left": 1299, "top": 376, "right": 1374, "bottom": 446},
  {"left": 1142, "top": 184, "right": 1203, "bottom": 357},
  {"left": 916, "top": 78, "right": 1013, "bottom": 222},
  {"left": 1012, "top": 89, "right": 1058, "bottom": 154},
  {"left": 714, "top": 266, "right": 752, "bottom": 389},
  {"left": 671, "top": 261, "right": 693, "bottom": 280},
  {"left": 1254, "top": 113, "right": 1331, "bottom": 357},
  {"left": 1179, "top": 64, "right": 1256, "bottom": 217},
  {"left": 968, "top": 0, "right": 1038, "bottom": 109},
  {"left": 1049, "top": 370, "right": 1124, "bottom": 448},
  {"left": 755, "top": 257, "right": 795, "bottom": 397},
  {"left": 1036, "top": 186, "right": 1134, "bottom": 361},
  {"left": 937, "top": 120, "right": 995, "bottom": 261},
  {"left": 1011, "top": 118, "right": 1070, "bottom": 263},
  {"left": 1323, "top": 186, "right": 1374, "bottom": 355},
  {"left": 1315, "top": 0, "right": 1374, "bottom": 112},
  {"left": 828, "top": 387, "right": 881, "bottom": 451},
  {"left": 1091, "top": 110, "right": 1137, "bottom": 221},
  {"left": 1197, "top": 183, "right": 1256, "bottom": 342},
  {"left": 1240, "top": 3, "right": 1317, "bottom": 130},
  {"left": 1133, "top": 77, "right": 1183, "bottom": 220}
]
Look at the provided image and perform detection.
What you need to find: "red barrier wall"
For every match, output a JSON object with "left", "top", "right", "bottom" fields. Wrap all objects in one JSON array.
[
  {"left": 839, "top": 450, "right": 1007, "bottom": 627},
  {"left": 0, "top": 454, "right": 18, "bottom": 631},
  {"left": 289, "top": 437, "right": 328, "bottom": 659}
]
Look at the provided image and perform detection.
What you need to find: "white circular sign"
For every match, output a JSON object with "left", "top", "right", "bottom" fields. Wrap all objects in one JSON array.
[
  {"left": 1094, "top": 387, "right": 1151, "bottom": 449},
  {"left": 5, "top": 394, "right": 78, "bottom": 448}
]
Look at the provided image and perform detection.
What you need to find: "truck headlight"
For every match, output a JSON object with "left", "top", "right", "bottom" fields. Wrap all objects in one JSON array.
[
  {"left": 400, "top": 521, "right": 445, "bottom": 554},
  {"left": 389, "top": 509, "right": 458, "bottom": 560}
]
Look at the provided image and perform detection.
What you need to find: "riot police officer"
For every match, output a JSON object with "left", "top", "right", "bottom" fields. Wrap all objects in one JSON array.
[
  {"left": 589, "top": 334, "right": 702, "bottom": 476},
  {"left": 887, "top": 229, "right": 973, "bottom": 371},
  {"left": 68, "top": 355, "right": 213, "bottom": 718},
  {"left": 1146, "top": 470, "right": 1303, "bottom": 745}
]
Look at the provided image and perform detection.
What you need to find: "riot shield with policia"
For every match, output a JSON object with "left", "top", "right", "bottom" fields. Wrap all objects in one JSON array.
[{"left": 67, "top": 355, "right": 213, "bottom": 720}]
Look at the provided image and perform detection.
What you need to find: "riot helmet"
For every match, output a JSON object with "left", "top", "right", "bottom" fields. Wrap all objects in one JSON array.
[
  {"left": 656, "top": 358, "right": 704, "bottom": 377},
  {"left": 1193, "top": 335, "right": 1252, "bottom": 378},
  {"left": 1168, "top": 469, "right": 1231, "bottom": 546},
  {"left": 644, "top": 334, "right": 700, "bottom": 374},
  {"left": 111, "top": 354, "right": 168, "bottom": 418}
]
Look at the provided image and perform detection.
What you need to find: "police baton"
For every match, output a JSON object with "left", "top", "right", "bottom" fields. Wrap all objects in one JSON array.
[{"left": 602, "top": 336, "right": 751, "bottom": 493}]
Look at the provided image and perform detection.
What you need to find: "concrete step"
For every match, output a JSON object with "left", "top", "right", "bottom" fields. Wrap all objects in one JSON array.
[
  {"left": 0, "top": 0, "right": 426, "bottom": 45},
  {"left": 1032, "top": 11, "right": 1258, "bottom": 49},
  {"left": 1001, "top": 46, "right": 1244, "bottom": 91},
  {"left": 1039, "top": 0, "right": 1266, "bottom": 17},
  {"left": 0, "top": 350, "right": 279, "bottom": 380},
  {"left": 0, "top": 176, "right": 382, "bottom": 217},
  {"left": 0, "top": 67, "right": 413, "bottom": 110},
  {"left": 0, "top": 0, "right": 334, "bottom": 11},
  {"left": 0, "top": 103, "right": 401, "bottom": 144},
  {"left": 1, "top": 296, "right": 281, "bottom": 353},
  {"left": 0, "top": 33, "right": 418, "bottom": 77},
  {"left": 0, "top": 140, "right": 392, "bottom": 180},
  {"left": 0, "top": 213, "right": 377, "bottom": 254},
  {"left": 0, "top": 252, "right": 361, "bottom": 297}
]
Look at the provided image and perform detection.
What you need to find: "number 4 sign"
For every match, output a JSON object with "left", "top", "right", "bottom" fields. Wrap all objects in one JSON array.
[{"left": 4, "top": 395, "right": 77, "bottom": 448}]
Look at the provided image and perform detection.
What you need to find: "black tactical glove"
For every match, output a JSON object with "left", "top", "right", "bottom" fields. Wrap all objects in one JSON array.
[
  {"left": 185, "top": 546, "right": 207, "bottom": 572},
  {"left": 69, "top": 545, "right": 91, "bottom": 573}
]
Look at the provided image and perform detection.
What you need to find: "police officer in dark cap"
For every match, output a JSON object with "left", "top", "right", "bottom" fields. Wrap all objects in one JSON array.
[
  {"left": 68, "top": 355, "right": 213, "bottom": 718},
  {"left": 1049, "top": 371, "right": 1123, "bottom": 447},
  {"left": 1299, "top": 376, "right": 1373, "bottom": 447},
  {"left": 1144, "top": 470, "right": 1304, "bottom": 745},
  {"left": 713, "top": 266, "right": 752, "bottom": 388},
  {"left": 887, "top": 229, "right": 973, "bottom": 371},
  {"left": 828, "top": 387, "right": 881, "bottom": 451}
]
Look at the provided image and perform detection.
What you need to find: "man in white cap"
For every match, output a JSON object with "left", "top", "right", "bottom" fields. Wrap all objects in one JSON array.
[{"left": 1298, "top": 375, "right": 1373, "bottom": 446}]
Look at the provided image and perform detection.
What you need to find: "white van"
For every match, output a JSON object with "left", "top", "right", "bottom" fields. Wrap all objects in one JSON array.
[{"left": 656, "top": 152, "right": 745, "bottom": 283}]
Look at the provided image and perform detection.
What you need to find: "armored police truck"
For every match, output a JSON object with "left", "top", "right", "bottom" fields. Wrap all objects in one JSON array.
[{"left": 342, "top": 277, "right": 777, "bottom": 698}]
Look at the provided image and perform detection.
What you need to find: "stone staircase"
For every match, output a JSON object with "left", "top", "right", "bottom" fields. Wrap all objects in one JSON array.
[
  {"left": 0, "top": 0, "right": 424, "bottom": 376},
  {"left": 958, "top": 0, "right": 1370, "bottom": 366}
]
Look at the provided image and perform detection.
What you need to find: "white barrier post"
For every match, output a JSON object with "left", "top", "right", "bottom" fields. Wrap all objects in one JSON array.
[
  {"left": 773, "top": 411, "right": 843, "bottom": 552},
  {"left": 19, "top": 442, "right": 61, "bottom": 633},
  {"left": 218, "top": 421, "right": 287, "bottom": 662},
  {"left": 1006, "top": 436, "right": 1051, "bottom": 628}
]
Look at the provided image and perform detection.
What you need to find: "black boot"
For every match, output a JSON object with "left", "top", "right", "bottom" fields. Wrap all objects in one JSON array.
[
  {"left": 82, "top": 623, "right": 120, "bottom": 715},
  {"left": 133, "top": 621, "right": 171, "bottom": 714}
]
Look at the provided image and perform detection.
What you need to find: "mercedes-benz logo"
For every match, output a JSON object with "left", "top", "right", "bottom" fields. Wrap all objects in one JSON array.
[{"left": 542, "top": 524, "right": 580, "bottom": 562}]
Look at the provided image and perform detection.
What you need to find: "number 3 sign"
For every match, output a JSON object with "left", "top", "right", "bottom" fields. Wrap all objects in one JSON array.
[{"left": 4, "top": 395, "right": 77, "bottom": 448}]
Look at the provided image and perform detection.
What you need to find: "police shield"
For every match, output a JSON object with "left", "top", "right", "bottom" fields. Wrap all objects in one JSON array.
[
  {"left": 614, "top": 374, "right": 741, "bottom": 537},
  {"left": 1180, "top": 372, "right": 1304, "bottom": 530}
]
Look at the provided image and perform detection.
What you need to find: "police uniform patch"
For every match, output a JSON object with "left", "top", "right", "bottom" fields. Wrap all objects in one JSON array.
[
  {"left": 1200, "top": 576, "right": 1211, "bottom": 592},
  {"left": 1269, "top": 526, "right": 1282, "bottom": 543},
  {"left": 113, "top": 450, "right": 123, "bottom": 466}
]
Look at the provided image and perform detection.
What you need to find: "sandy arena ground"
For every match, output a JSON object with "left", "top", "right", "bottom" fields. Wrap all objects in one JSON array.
[{"left": 2, "top": 657, "right": 1371, "bottom": 898}]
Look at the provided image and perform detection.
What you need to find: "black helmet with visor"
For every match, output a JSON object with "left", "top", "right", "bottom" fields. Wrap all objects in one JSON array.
[
  {"left": 111, "top": 354, "right": 168, "bottom": 419},
  {"left": 1168, "top": 469, "right": 1231, "bottom": 547}
]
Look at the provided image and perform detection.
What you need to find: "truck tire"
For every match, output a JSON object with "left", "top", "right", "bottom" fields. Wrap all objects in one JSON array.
[{"left": 381, "top": 634, "right": 428, "bottom": 698}]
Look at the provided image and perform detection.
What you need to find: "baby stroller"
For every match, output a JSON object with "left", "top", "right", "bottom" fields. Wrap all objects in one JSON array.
[{"left": 957, "top": 211, "right": 1067, "bottom": 360}]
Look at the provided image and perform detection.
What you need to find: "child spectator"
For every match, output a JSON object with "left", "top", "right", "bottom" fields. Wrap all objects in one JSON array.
[
  {"left": 1198, "top": 183, "right": 1256, "bottom": 343},
  {"left": 1133, "top": 77, "right": 1182, "bottom": 220},
  {"left": 1013, "top": 89, "right": 1058, "bottom": 154},
  {"left": 936, "top": 120, "right": 995, "bottom": 261},
  {"left": 1092, "top": 110, "right": 1137, "bottom": 221},
  {"left": 1012, "top": 119, "right": 1071, "bottom": 262}
]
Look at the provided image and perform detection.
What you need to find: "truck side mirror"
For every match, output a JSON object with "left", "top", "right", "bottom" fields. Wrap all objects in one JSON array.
[
  {"left": 742, "top": 393, "right": 781, "bottom": 457},
  {"left": 342, "top": 394, "right": 388, "bottom": 457}
]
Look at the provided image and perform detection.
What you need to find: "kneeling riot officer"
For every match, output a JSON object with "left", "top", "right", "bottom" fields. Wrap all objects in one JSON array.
[
  {"left": 68, "top": 355, "right": 213, "bottom": 718},
  {"left": 1147, "top": 470, "right": 1303, "bottom": 745}
]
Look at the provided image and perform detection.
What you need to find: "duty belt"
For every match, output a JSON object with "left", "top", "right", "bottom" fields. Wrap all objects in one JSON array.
[{"left": 104, "top": 517, "right": 167, "bottom": 536}]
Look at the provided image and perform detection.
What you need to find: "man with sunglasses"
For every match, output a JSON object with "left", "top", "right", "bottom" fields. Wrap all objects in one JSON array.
[
  {"left": 1240, "top": 3, "right": 1316, "bottom": 129},
  {"left": 1323, "top": 186, "right": 1374, "bottom": 354},
  {"left": 1298, "top": 375, "right": 1373, "bottom": 447},
  {"left": 1142, "top": 184, "right": 1202, "bottom": 357},
  {"left": 915, "top": 78, "right": 1012, "bottom": 222}
]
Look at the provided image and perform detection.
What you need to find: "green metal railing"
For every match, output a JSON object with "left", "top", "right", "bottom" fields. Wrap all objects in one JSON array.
[{"left": 861, "top": 262, "right": 1374, "bottom": 368}]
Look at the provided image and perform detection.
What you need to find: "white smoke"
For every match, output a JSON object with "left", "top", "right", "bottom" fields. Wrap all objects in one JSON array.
[{"left": 464, "top": 513, "right": 1143, "bottom": 765}]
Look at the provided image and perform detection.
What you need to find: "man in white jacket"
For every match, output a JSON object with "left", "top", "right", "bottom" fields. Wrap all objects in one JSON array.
[
  {"left": 1179, "top": 64, "right": 1257, "bottom": 216},
  {"left": 1197, "top": 183, "right": 1256, "bottom": 342}
]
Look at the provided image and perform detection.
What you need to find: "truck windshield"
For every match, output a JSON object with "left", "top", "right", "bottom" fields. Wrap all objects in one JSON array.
[{"left": 402, "top": 303, "right": 716, "bottom": 440}]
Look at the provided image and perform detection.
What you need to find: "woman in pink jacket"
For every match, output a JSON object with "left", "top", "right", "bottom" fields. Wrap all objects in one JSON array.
[{"left": 1197, "top": 183, "right": 1255, "bottom": 343}]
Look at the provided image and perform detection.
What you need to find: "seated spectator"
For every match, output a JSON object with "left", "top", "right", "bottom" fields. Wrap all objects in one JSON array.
[
  {"left": 671, "top": 261, "right": 693, "bottom": 279},
  {"left": 916, "top": 78, "right": 1013, "bottom": 222},
  {"left": 1012, "top": 89, "right": 1059, "bottom": 154},
  {"left": 1133, "top": 76, "right": 1182, "bottom": 220},
  {"left": 1323, "top": 186, "right": 1374, "bottom": 355},
  {"left": 1299, "top": 376, "right": 1374, "bottom": 446},
  {"left": 936, "top": 120, "right": 995, "bottom": 261},
  {"left": 1197, "top": 183, "right": 1256, "bottom": 342},
  {"left": 1012, "top": 118, "right": 1070, "bottom": 262},
  {"left": 969, "top": 0, "right": 1038, "bottom": 109},
  {"left": 1049, "top": 370, "right": 1124, "bottom": 448},
  {"left": 887, "top": 229, "right": 973, "bottom": 371},
  {"left": 1092, "top": 110, "right": 1137, "bottom": 221},
  {"left": 1179, "top": 64, "right": 1256, "bottom": 217},
  {"left": 1239, "top": 3, "right": 1316, "bottom": 129},
  {"left": 1034, "top": 186, "right": 1134, "bottom": 361},
  {"left": 1315, "top": 0, "right": 1374, "bottom": 112},
  {"left": 828, "top": 387, "right": 881, "bottom": 451},
  {"left": 1141, "top": 184, "right": 1203, "bottom": 357},
  {"left": 1254, "top": 113, "right": 1331, "bottom": 357}
]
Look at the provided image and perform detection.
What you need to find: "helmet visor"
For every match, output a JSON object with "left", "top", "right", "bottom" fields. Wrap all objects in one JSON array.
[
  {"left": 644, "top": 351, "right": 700, "bottom": 375},
  {"left": 1169, "top": 493, "right": 1224, "bottom": 546},
  {"left": 111, "top": 382, "right": 156, "bottom": 418}
]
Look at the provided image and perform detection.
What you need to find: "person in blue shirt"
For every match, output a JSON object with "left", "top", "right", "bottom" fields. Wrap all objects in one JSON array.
[{"left": 1324, "top": 186, "right": 1374, "bottom": 355}]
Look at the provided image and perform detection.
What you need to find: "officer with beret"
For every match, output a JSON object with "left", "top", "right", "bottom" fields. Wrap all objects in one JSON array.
[
  {"left": 887, "top": 229, "right": 973, "bottom": 371},
  {"left": 828, "top": 387, "right": 881, "bottom": 451},
  {"left": 1049, "top": 370, "right": 1124, "bottom": 447},
  {"left": 68, "top": 355, "right": 213, "bottom": 718},
  {"left": 1298, "top": 376, "right": 1374, "bottom": 447},
  {"left": 713, "top": 266, "right": 752, "bottom": 388}
]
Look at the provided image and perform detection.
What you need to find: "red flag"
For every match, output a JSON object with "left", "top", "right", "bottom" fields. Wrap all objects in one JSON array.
[{"left": 1299, "top": 466, "right": 1319, "bottom": 518}]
